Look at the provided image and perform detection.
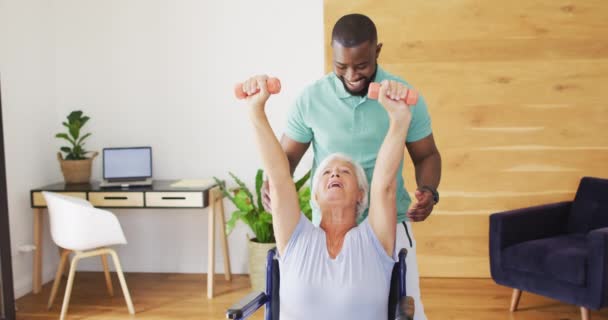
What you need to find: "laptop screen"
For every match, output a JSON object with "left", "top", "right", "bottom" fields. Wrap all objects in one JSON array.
[{"left": 103, "top": 147, "right": 152, "bottom": 180}]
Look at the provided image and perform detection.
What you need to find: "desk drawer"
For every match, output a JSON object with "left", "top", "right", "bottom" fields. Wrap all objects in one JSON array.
[
  {"left": 146, "top": 192, "right": 203, "bottom": 207},
  {"left": 32, "top": 192, "right": 87, "bottom": 207},
  {"left": 89, "top": 192, "right": 144, "bottom": 207}
]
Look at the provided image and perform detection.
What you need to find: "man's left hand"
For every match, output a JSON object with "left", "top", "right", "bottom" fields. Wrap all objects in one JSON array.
[{"left": 406, "top": 189, "right": 435, "bottom": 222}]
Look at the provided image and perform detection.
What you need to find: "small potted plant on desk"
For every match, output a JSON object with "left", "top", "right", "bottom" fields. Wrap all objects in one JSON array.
[
  {"left": 214, "top": 169, "right": 311, "bottom": 292},
  {"left": 55, "top": 110, "right": 98, "bottom": 184}
]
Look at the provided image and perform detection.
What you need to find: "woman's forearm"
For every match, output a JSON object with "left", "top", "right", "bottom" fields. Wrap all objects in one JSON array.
[
  {"left": 372, "top": 120, "right": 409, "bottom": 188},
  {"left": 249, "top": 107, "right": 292, "bottom": 185}
]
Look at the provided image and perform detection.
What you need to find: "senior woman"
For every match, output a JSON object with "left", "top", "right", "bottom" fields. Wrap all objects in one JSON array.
[{"left": 240, "top": 75, "right": 413, "bottom": 320}]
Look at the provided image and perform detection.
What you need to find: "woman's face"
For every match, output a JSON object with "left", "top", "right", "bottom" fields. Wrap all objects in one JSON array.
[{"left": 315, "top": 158, "right": 363, "bottom": 211}]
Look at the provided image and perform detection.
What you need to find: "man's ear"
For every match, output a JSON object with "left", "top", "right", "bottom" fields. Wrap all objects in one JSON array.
[{"left": 375, "top": 42, "right": 383, "bottom": 59}]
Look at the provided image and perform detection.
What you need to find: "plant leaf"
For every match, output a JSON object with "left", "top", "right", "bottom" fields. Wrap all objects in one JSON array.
[
  {"left": 259, "top": 211, "right": 273, "bottom": 224},
  {"left": 225, "top": 210, "right": 246, "bottom": 235},
  {"left": 213, "top": 177, "right": 238, "bottom": 205},
  {"left": 77, "top": 132, "right": 92, "bottom": 144},
  {"left": 255, "top": 169, "right": 264, "bottom": 212},
  {"left": 80, "top": 116, "right": 90, "bottom": 127},
  {"left": 67, "top": 110, "right": 82, "bottom": 123},
  {"left": 299, "top": 187, "right": 312, "bottom": 221},
  {"left": 234, "top": 189, "right": 254, "bottom": 212},
  {"left": 55, "top": 133, "right": 76, "bottom": 146},
  {"left": 69, "top": 125, "right": 80, "bottom": 140},
  {"left": 229, "top": 172, "right": 255, "bottom": 209},
  {"left": 215, "top": 172, "right": 280, "bottom": 243},
  {"left": 251, "top": 220, "right": 273, "bottom": 243}
]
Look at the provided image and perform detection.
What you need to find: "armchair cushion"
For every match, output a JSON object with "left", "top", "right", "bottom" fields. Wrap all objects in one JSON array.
[{"left": 502, "top": 233, "right": 588, "bottom": 286}]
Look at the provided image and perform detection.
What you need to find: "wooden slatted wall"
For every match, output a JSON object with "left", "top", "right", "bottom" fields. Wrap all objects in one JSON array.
[{"left": 324, "top": 0, "right": 608, "bottom": 277}]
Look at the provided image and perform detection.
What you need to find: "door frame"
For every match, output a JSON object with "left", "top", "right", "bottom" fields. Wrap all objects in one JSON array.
[{"left": 0, "top": 77, "right": 16, "bottom": 320}]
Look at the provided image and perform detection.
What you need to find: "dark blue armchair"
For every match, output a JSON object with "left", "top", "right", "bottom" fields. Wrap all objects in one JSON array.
[
  {"left": 226, "top": 247, "right": 413, "bottom": 320},
  {"left": 490, "top": 176, "right": 608, "bottom": 320}
]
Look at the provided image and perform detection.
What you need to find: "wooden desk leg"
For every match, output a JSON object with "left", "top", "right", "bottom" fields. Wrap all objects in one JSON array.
[
  {"left": 33, "top": 208, "right": 43, "bottom": 294},
  {"left": 207, "top": 187, "right": 217, "bottom": 298},
  {"left": 216, "top": 193, "right": 232, "bottom": 281}
]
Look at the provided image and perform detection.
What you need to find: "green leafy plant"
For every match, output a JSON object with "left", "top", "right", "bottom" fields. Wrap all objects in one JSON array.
[
  {"left": 214, "top": 169, "right": 311, "bottom": 243},
  {"left": 55, "top": 110, "right": 92, "bottom": 160}
]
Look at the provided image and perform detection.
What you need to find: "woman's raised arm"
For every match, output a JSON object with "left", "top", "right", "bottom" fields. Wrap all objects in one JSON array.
[
  {"left": 368, "top": 80, "right": 413, "bottom": 257},
  {"left": 240, "top": 75, "right": 301, "bottom": 255}
]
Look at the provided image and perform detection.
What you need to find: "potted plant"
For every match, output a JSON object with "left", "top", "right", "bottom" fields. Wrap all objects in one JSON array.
[
  {"left": 214, "top": 169, "right": 311, "bottom": 291},
  {"left": 55, "top": 110, "right": 98, "bottom": 184}
]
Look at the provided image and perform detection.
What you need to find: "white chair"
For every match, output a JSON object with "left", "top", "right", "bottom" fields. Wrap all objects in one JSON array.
[{"left": 42, "top": 191, "right": 134, "bottom": 320}]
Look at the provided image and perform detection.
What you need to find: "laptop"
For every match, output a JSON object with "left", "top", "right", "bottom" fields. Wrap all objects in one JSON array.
[{"left": 99, "top": 146, "right": 153, "bottom": 188}]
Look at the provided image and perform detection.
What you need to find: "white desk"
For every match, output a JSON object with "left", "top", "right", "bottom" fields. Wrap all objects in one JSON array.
[{"left": 30, "top": 180, "right": 231, "bottom": 298}]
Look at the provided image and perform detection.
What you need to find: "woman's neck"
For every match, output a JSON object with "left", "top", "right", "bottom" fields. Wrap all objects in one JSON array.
[{"left": 320, "top": 207, "right": 357, "bottom": 259}]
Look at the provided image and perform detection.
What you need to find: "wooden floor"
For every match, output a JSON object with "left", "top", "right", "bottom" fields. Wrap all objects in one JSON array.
[{"left": 15, "top": 272, "right": 608, "bottom": 319}]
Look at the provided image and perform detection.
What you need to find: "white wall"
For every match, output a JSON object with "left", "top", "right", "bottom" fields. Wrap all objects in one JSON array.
[
  {"left": 0, "top": 0, "right": 64, "bottom": 300},
  {"left": 1, "top": 0, "right": 323, "bottom": 298}
]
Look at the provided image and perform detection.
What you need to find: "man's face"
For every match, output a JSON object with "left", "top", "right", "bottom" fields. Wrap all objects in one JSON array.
[{"left": 332, "top": 40, "right": 381, "bottom": 96}]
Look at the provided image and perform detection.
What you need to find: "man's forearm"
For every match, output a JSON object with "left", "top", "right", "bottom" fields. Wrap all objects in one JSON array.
[
  {"left": 279, "top": 134, "right": 310, "bottom": 177},
  {"left": 287, "top": 156, "right": 298, "bottom": 176},
  {"left": 414, "top": 151, "right": 442, "bottom": 189}
]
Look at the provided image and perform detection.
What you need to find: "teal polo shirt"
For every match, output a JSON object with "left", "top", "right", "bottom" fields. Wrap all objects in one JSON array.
[{"left": 285, "top": 66, "right": 432, "bottom": 224}]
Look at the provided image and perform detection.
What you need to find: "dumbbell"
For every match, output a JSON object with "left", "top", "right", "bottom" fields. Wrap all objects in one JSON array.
[
  {"left": 234, "top": 77, "right": 281, "bottom": 99},
  {"left": 368, "top": 82, "right": 418, "bottom": 105}
]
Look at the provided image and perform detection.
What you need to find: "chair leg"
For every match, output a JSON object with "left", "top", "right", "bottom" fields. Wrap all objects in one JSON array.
[
  {"left": 47, "top": 249, "right": 71, "bottom": 309},
  {"left": 510, "top": 288, "right": 522, "bottom": 312},
  {"left": 57, "top": 247, "right": 69, "bottom": 278},
  {"left": 108, "top": 249, "right": 135, "bottom": 314},
  {"left": 59, "top": 253, "right": 82, "bottom": 320},
  {"left": 581, "top": 306, "right": 590, "bottom": 320},
  {"left": 101, "top": 254, "right": 114, "bottom": 296}
]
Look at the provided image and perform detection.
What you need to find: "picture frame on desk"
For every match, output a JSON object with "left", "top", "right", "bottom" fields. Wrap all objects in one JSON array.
[{"left": 0, "top": 78, "right": 17, "bottom": 320}]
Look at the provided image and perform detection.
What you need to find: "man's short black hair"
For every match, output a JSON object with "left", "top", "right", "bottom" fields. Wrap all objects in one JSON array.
[{"left": 331, "top": 13, "right": 377, "bottom": 47}]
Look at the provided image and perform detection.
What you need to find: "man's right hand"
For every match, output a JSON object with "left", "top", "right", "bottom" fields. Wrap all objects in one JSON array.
[{"left": 262, "top": 180, "right": 272, "bottom": 212}]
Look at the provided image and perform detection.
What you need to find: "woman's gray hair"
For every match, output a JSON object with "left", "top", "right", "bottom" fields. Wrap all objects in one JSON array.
[{"left": 310, "top": 153, "right": 369, "bottom": 220}]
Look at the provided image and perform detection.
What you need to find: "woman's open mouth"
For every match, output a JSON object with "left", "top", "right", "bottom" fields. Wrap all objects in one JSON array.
[{"left": 327, "top": 180, "right": 344, "bottom": 189}]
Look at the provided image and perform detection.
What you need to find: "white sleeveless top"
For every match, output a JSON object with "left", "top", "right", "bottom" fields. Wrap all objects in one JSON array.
[{"left": 277, "top": 214, "right": 396, "bottom": 320}]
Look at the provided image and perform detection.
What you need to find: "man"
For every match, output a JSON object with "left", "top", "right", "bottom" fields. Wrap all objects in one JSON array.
[{"left": 264, "top": 13, "right": 441, "bottom": 320}]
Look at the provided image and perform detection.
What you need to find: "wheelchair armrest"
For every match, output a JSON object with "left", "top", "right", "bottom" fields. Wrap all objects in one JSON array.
[
  {"left": 226, "top": 291, "right": 268, "bottom": 319},
  {"left": 395, "top": 295, "right": 415, "bottom": 320}
]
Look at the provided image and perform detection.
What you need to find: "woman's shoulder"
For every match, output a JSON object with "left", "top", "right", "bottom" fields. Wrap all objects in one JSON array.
[
  {"left": 278, "top": 214, "right": 324, "bottom": 261},
  {"left": 349, "top": 219, "right": 397, "bottom": 264}
]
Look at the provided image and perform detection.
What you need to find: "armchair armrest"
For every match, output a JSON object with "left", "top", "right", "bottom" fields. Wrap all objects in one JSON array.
[
  {"left": 226, "top": 291, "right": 268, "bottom": 319},
  {"left": 586, "top": 227, "right": 608, "bottom": 309},
  {"left": 490, "top": 201, "right": 572, "bottom": 250}
]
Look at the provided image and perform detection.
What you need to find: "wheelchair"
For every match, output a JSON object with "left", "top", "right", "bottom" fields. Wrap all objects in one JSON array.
[{"left": 226, "top": 248, "right": 414, "bottom": 320}]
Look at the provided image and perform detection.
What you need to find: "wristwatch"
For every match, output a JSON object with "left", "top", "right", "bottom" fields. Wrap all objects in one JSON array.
[{"left": 418, "top": 186, "right": 439, "bottom": 204}]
